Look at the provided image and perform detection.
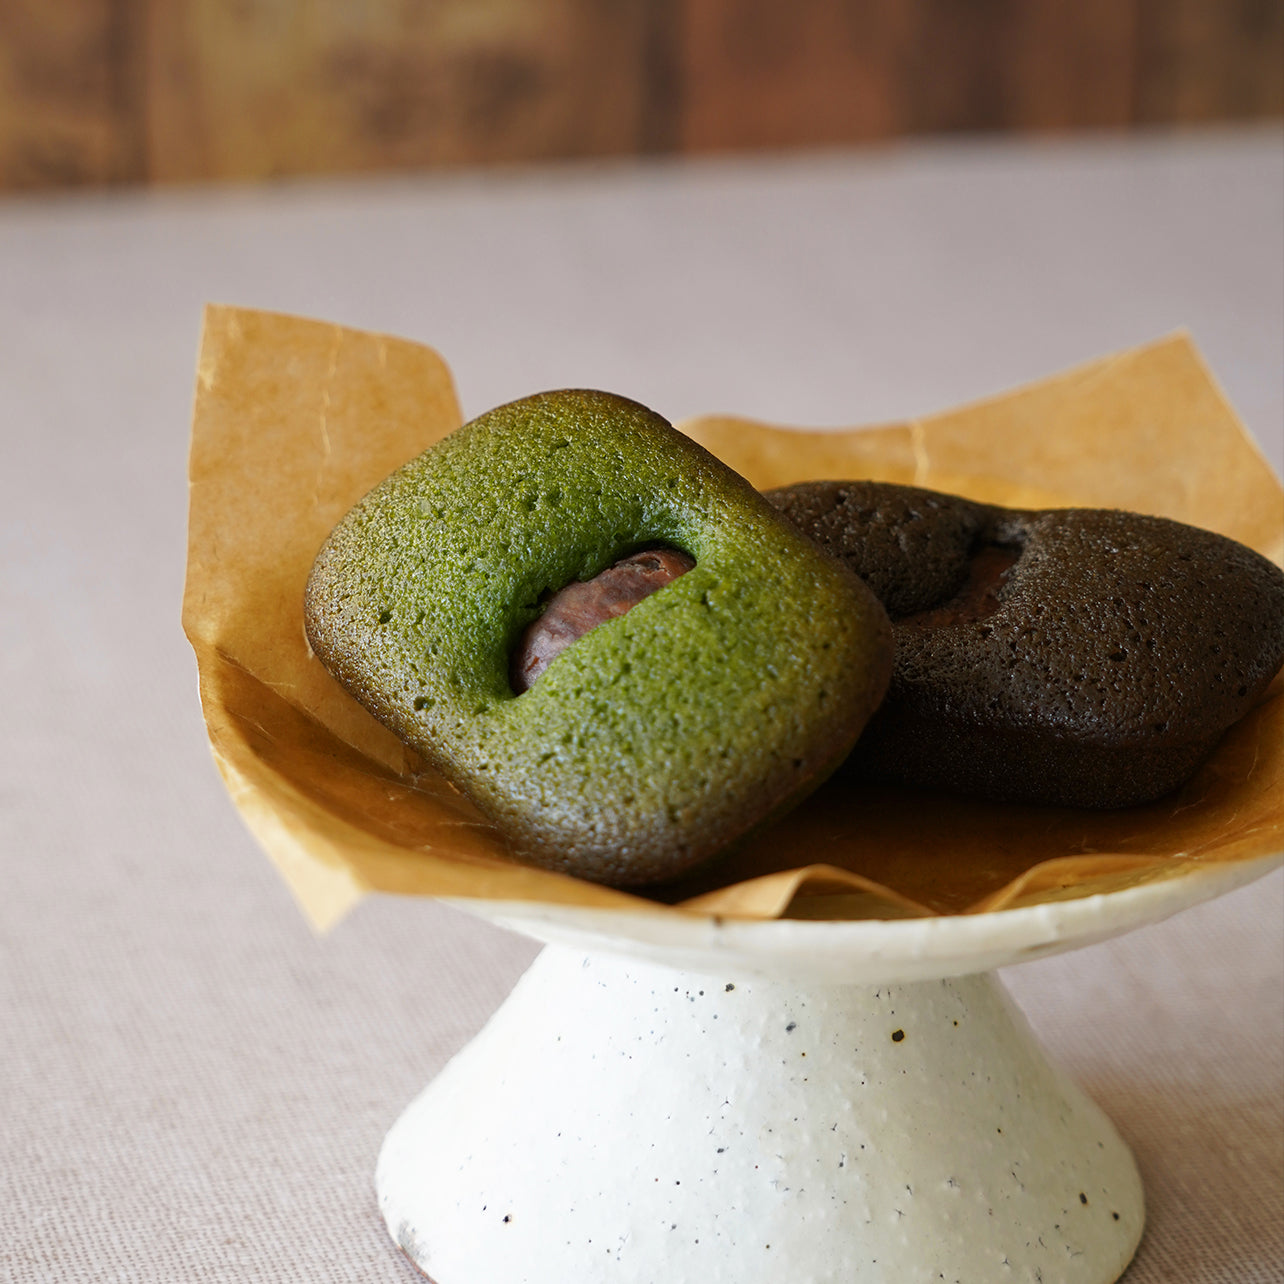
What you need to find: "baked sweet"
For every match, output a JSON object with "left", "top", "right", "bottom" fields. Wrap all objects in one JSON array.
[
  {"left": 305, "top": 391, "right": 893, "bottom": 885},
  {"left": 767, "top": 480, "right": 1284, "bottom": 808}
]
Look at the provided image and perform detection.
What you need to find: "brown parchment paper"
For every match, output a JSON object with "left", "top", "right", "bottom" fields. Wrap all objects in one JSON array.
[{"left": 183, "top": 306, "right": 1284, "bottom": 929}]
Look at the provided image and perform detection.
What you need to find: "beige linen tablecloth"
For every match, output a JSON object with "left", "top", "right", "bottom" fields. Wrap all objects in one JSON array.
[{"left": 2, "top": 130, "right": 1281, "bottom": 1282}]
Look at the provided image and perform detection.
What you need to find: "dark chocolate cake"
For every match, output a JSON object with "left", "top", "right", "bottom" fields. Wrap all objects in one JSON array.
[{"left": 769, "top": 480, "right": 1284, "bottom": 808}]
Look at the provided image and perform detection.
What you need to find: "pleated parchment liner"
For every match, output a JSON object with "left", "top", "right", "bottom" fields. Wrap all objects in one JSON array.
[{"left": 183, "top": 306, "right": 1283, "bottom": 930}]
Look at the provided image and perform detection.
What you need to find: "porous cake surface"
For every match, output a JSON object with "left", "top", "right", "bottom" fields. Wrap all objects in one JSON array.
[
  {"left": 306, "top": 393, "right": 892, "bottom": 884},
  {"left": 769, "top": 481, "right": 1284, "bottom": 807}
]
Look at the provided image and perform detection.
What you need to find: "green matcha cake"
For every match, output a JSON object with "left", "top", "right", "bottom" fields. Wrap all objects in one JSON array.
[{"left": 305, "top": 390, "right": 893, "bottom": 886}]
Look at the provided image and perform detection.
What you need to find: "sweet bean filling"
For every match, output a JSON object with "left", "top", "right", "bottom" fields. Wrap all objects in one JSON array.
[
  {"left": 510, "top": 546, "right": 696, "bottom": 693},
  {"left": 900, "top": 542, "right": 1021, "bottom": 629}
]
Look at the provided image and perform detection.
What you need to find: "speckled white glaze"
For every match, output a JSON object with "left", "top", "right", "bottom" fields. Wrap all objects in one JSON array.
[
  {"left": 454, "top": 851, "right": 1283, "bottom": 986},
  {"left": 378, "top": 947, "right": 1145, "bottom": 1283},
  {"left": 378, "top": 855, "right": 1282, "bottom": 1279}
]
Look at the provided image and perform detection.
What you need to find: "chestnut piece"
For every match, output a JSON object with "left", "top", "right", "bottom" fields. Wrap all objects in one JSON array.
[{"left": 511, "top": 548, "right": 695, "bottom": 693}]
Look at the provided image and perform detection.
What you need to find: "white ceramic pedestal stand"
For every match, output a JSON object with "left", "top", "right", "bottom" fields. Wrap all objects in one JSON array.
[{"left": 377, "top": 855, "right": 1280, "bottom": 1284}]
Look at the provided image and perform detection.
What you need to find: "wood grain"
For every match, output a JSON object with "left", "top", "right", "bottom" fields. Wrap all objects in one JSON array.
[
  {"left": 901, "top": 0, "right": 1138, "bottom": 134},
  {"left": 1135, "top": 0, "right": 1284, "bottom": 122},
  {"left": 0, "top": 0, "right": 143, "bottom": 187},
  {"left": 1, "top": 0, "right": 1280, "bottom": 190},
  {"left": 678, "top": 0, "right": 913, "bottom": 148},
  {"left": 143, "top": 0, "right": 656, "bottom": 182}
]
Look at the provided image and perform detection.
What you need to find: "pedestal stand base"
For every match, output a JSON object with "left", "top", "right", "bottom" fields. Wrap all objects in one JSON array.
[{"left": 378, "top": 946, "right": 1143, "bottom": 1283}]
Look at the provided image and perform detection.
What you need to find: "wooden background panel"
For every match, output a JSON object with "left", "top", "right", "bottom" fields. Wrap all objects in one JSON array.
[
  {"left": 0, "top": 0, "right": 1281, "bottom": 191},
  {"left": 0, "top": 0, "right": 144, "bottom": 186},
  {"left": 676, "top": 0, "right": 1142, "bottom": 150},
  {"left": 1135, "top": 0, "right": 1284, "bottom": 122},
  {"left": 677, "top": 0, "right": 914, "bottom": 148},
  {"left": 900, "top": 0, "right": 1138, "bottom": 134},
  {"left": 143, "top": 0, "right": 656, "bottom": 182}
]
